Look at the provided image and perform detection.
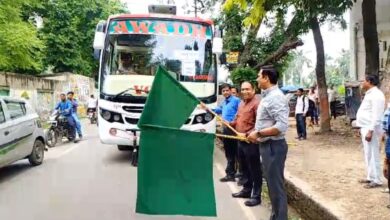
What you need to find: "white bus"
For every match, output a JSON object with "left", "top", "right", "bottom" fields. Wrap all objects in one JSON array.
[{"left": 93, "top": 5, "right": 222, "bottom": 157}]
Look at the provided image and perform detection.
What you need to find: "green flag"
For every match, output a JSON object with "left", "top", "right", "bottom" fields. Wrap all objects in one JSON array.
[
  {"left": 136, "top": 66, "right": 217, "bottom": 217},
  {"left": 138, "top": 66, "right": 199, "bottom": 128},
  {"left": 136, "top": 125, "right": 216, "bottom": 216}
]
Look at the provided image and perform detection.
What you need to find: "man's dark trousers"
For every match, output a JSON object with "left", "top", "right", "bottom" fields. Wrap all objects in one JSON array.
[
  {"left": 238, "top": 141, "right": 262, "bottom": 199},
  {"left": 260, "top": 139, "right": 288, "bottom": 220},
  {"left": 66, "top": 115, "right": 76, "bottom": 139},
  {"left": 330, "top": 101, "right": 337, "bottom": 119},
  {"left": 295, "top": 113, "right": 306, "bottom": 138},
  {"left": 223, "top": 127, "right": 237, "bottom": 177}
]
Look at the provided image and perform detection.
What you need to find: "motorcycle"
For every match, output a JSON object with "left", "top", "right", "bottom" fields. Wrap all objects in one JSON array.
[
  {"left": 88, "top": 108, "right": 97, "bottom": 124},
  {"left": 45, "top": 110, "right": 75, "bottom": 147}
]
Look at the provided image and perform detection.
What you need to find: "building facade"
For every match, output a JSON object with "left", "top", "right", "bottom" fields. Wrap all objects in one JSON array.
[
  {"left": 0, "top": 72, "right": 96, "bottom": 119},
  {"left": 350, "top": 0, "right": 390, "bottom": 101}
]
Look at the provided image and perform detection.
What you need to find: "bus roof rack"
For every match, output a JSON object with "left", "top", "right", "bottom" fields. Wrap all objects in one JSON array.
[{"left": 148, "top": 5, "right": 177, "bottom": 15}]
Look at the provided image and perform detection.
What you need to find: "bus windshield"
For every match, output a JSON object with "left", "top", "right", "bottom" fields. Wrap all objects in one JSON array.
[{"left": 100, "top": 19, "right": 216, "bottom": 100}]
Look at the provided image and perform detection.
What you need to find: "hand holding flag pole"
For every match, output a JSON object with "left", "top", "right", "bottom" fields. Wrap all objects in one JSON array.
[
  {"left": 199, "top": 102, "right": 249, "bottom": 143},
  {"left": 198, "top": 102, "right": 297, "bottom": 146}
]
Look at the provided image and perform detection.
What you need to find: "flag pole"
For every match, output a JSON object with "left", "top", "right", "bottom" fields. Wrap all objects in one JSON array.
[
  {"left": 216, "top": 134, "right": 247, "bottom": 141},
  {"left": 199, "top": 103, "right": 297, "bottom": 146},
  {"left": 199, "top": 102, "right": 241, "bottom": 136},
  {"left": 216, "top": 134, "right": 297, "bottom": 146}
]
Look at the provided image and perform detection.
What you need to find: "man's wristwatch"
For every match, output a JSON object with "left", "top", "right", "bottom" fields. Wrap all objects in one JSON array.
[{"left": 257, "top": 130, "right": 263, "bottom": 138}]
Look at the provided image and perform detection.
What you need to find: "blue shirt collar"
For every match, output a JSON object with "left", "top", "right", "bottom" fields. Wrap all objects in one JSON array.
[{"left": 225, "top": 95, "right": 232, "bottom": 103}]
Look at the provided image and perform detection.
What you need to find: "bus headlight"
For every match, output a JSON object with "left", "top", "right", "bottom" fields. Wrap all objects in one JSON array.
[
  {"left": 102, "top": 111, "right": 111, "bottom": 121},
  {"left": 100, "top": 108, "right": 124, "bottom": 124},
  {"left": 113, "top": 114, "right": 121, "bottom": 122},
  {"left": 204, "top": 113, "right": 213, "bottom": 122},
  {"left": 192, "top": 113, "right": 215, "bottom": 125},
  {"left": 195, "top": 115, "right": 203, "bottom": 123}
]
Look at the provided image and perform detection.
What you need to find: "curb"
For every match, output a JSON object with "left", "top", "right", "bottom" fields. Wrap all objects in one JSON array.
[{"left": 285, "top": 170, "right": 344, "bottom": 220}]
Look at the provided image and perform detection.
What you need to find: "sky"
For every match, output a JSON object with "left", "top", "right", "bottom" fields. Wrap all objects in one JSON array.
[{"left": 121, "top": 0, "right": 350, "bottom": 77}]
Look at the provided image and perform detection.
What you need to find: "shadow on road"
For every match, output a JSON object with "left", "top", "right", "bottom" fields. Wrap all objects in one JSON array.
[
  {"left": 0, "top": 162, "right": 31, "bottom": 184},
  {"left": 105, "top": 151, "right": 133, "bottom": 165}
]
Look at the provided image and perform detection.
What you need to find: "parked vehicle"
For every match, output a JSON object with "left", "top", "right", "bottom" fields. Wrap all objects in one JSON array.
[
  {"left": 0, "top": 97, "right": 46, "bottom": 168},
  {"left": 45, "top": 110, "right": 75, "bottom": 147}
]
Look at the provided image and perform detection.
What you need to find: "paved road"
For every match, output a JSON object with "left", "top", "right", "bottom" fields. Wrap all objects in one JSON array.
[{"left": 0, "top": 122, "right": 271, "bottom": 220}]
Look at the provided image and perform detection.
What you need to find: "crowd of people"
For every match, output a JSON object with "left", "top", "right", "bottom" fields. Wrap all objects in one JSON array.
[
  {"left": 212, "top": 67, "right": 289, "bottom": 220},
  {"left": 294, "top": 75, "right": 390, "bottom": 193},
  {"left": 213, "top": 69, "right": 390, "bottom": 218}
]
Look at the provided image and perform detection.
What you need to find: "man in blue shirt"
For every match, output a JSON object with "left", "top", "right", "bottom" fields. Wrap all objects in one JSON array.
[
  {"left": 55, "top": 93, "right": 76, "bottom": 141},
  {"left": 67, "top": 91, "right": 83, "bottom": 139},
  {"left": 214, "top": 83, "right": 240, "bottom": 182}
]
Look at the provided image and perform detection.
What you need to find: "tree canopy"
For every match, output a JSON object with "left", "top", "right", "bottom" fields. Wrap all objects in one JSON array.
[
  {"left": 0, "top": 0, "right": 44, "bottom": 74},
  {"left": 0, "top": 0, "right": 127, "bottom": 76}
]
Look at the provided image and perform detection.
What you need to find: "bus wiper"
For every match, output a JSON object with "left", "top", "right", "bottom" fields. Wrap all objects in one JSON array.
[
  {"left": 113, "top": 87, "right": 135, "bottom": 98},
  {"left": 113, "top": 87, "right": 149, "bottom": 98}
]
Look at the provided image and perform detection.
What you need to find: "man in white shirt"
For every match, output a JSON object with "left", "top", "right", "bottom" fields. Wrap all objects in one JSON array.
[
  {"left": 295, "top": 88, "right": 309, "bottom": 140},
  {"left": 87, "top": 95, "right": 98, "bottom": 112},
  {"left": 356, "top": 75, "right": 386, "bottom": 188},
  {"left": 328, "top": 85, "right": 338, "bottom": 119},
  {"left": 308, "top": 86, "right": 319, "bottom": 125}
]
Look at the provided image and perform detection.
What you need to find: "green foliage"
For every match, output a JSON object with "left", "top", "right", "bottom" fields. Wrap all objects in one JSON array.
[
  {"left": 223, "top": 0, "right": 266, "bottom": 26},
  {"left": 337, "top": 85, "right": 345, "bottom": 96},
  {"left": 0, "top": 0, "right": 127, "bottom": 76},
  {"left": 283, "top": 50, "right": 312, "bottom": 86},
  {"left": 215, "top": 7, "right": 245, "bottom": 52},
  {"left": 231, "top": 67, "right": 257, "bottom": 87},
  {"left": 325, "top": 51, "right": 351, "bottom": 87},
  {"left": 37, "top": 0, "right": 127, "bottom": 76},
  {"left": 0, "top": 0, "right": 44, "bottom": 74}
]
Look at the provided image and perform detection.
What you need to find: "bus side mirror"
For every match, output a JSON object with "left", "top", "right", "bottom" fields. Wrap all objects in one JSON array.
[
  {"left": 213, "top": 37, "right": 223, "bottom": 54},
  {"left": 93, "top": 32, "right": 105, "bottom": 50},
  {"left": 93, "top": 20, "right": 106, "bottom": 50}
]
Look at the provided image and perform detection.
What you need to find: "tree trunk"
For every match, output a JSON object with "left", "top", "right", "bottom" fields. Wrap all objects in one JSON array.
[
  {"left": 239, "top": 22, "right": 262, "bottom": 66},
  {"left": 254, "top": 14, "right": 304, "bottom": 70},
  {"left": 311, "top": 17, "right": 331, "bottom": 132},
  {"left": 362, "top": 0, "right": 379, "bottom": 76},
  {"left": 254, "top": 38, "right": 303, "bottom": 70}
]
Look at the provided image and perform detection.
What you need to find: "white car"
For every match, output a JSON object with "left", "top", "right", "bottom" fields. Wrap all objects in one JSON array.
[{"left": 0, "top": 97, "right": 45, "bottom": 168}]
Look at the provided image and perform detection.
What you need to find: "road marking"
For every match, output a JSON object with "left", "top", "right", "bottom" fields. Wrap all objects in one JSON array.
[{"left": 215, "top": 162, "right": 257, "bottom": 220}]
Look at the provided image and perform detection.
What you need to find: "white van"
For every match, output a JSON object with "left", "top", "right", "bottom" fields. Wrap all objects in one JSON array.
[{"left": 0, "top": 97, "right": 45, "bottom": 168}]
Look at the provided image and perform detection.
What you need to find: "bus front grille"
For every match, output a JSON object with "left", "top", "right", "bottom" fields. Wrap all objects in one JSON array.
[{"left": 123, "top": 106, "right": 144, "bottom": 113}]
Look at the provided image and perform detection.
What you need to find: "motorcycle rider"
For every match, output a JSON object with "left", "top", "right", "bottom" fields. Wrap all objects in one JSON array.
[
  {"left": 67, "top": 91, "right": 83, "bottom": 140},
  {"left": 87, "top": 94, "right": 98, "bottom": 120},
  {"left": 54, "top": 93, "right": 76, "bottom": 142}
]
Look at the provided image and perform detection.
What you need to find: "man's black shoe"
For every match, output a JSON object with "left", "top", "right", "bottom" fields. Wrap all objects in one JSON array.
[
  {"left": 220, "top": 176, "right": 235, "bottom": 182},
  {"left": 232, "top": 191, "right": 251, "bottom": 198},
  {"left": 235, "top": 173, "right": 243, "bottom": 178},
  {"left": 244, "top": 198, "right": 261, "bottom": 207},
  {"left": 237, "top": 178, "right": 246, "bottom": 186}
]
